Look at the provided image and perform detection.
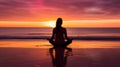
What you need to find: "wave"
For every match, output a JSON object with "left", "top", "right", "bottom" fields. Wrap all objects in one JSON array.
[{"left": 0, "top": 36, "right": 120, "bottom": 41}]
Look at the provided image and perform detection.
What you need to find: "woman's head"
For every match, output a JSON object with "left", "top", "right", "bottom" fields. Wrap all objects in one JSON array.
[{"left": 56, "top": 18, "right": 63, "bottom": 28}]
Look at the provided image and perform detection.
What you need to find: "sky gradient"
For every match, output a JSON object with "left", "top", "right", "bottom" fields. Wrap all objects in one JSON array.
[{"left": 0, "top": 0, "right": 120, "bottom": 27}]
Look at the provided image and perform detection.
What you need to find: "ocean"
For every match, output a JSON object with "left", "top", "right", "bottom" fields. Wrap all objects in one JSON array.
[{"left": 0, "top": 27, "right": 120, "bottom": 40}]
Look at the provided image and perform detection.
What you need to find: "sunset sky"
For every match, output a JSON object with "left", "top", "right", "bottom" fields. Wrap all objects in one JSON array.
[{"left": 0, "top": 0, "right": 120, "bottom": 27}]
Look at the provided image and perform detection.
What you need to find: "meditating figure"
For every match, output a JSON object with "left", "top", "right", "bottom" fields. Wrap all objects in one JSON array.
[{"left": 49, "top": 18, "right": 72, "bottom": 47}]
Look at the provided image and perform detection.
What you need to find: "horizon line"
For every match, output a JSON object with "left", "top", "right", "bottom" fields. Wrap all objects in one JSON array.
[{"left": 0, "top": 27, "right": 120, "bottom": 28}]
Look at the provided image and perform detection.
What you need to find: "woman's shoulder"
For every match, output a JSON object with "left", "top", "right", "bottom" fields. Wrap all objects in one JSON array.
[
  {"left": 61, "top": 27, "right": 66, "bottom": 29},
  {"left": 61, "top": 27, "right": 66, "bottom": 31},
  {"left": 54, "top": 27, "right": 66, "bottom": 29},
  {"left": 53, "top": 27, "right": 66, "bottom": 31}
]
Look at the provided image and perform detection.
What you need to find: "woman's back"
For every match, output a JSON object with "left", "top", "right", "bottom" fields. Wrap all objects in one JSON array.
[
  {"left": 49, "top": 18, "right": 72, "bottom": 46},
  {"left": 54, "top": 27, "right": 66, "bottom": 44}
]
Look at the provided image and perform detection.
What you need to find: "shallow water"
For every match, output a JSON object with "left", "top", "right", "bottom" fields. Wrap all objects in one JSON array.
[
  {"left": 0, "top": 39, "right": 120, "bottom": 48},
  {"left": 0, "top": 48, "right": 120, "bottom": 67}
]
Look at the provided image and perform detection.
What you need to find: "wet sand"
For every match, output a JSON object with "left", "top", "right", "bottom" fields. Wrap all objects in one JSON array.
[{"left": 0, "top": 48, "right": 120, "bottom": 67}]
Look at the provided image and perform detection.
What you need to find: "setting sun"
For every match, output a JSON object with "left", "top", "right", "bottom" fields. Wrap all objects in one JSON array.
[{"left": 43, "top": 20, "right": 56, "bottom": 28}]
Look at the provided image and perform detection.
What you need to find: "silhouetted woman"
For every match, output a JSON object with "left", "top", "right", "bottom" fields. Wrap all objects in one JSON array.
[{"left": 49, "top": 18, "right": 72, "bottom": 47}]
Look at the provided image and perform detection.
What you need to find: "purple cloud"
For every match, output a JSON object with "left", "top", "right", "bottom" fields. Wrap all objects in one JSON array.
[
  {"left": 0, "top": 0, "right": 120, "bottom": 21},
  {"left": 43, "top": 0, "right": 120, "bottom": 15},
  {"left": 98, "top": 0, "right": 120, "bottom": 15},
  {"left": 0, "top": 0, "right": 41, "bottom": 20}
]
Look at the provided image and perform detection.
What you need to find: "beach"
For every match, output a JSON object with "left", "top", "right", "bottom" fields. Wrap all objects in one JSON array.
[
  {"left": 0, "top": 39, "right": 120, "bottom": 67},
  {"left": 0, "top": 0, "right": 120, "bottom": 66}
]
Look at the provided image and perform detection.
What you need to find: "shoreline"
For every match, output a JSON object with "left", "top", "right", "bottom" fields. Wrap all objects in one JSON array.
[{"left": 0, "top": 36, "right": 120, "bottom": 41}]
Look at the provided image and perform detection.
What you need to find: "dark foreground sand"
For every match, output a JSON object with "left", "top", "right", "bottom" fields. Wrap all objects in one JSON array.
[{"left": 0, "top": 48, "right": 120, "bottom": 67}]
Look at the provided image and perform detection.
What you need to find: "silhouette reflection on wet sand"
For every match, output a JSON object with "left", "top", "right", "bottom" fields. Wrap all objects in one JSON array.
[{"left": 49, "top": 47, "right": 72, "bottom": 67}]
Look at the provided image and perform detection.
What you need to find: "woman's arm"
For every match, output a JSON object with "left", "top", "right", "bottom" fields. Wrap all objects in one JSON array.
[
  {"left": 64, "top": 28, "right": 69, "bottom": 40},
  {"left": 51, "top": 28, "right": 55, "bottom": 40}
]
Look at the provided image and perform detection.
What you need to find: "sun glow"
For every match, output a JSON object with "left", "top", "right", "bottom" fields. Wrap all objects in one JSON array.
[
  {"left": 0, "top": 19, "right": 120, "bottom": 28},
  {"left": 43, "top": 20, "right": 56, "bottom": 28}
]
